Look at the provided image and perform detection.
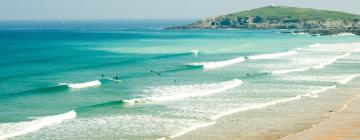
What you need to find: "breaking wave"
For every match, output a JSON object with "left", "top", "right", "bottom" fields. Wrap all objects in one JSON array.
[
  {"left": 211, "top": 85, "right": 336, "bottom": 120},
  {"left": 0, "top": 110, "right": 76, "bottom": 140},
  {"left": 248, "top": 51, "right": 297, "bottom": 60},
  {"left": 338, "top": 74, "right": 360, "bottom": 84},
  {"left": 123, "top": 79, "right": 243, "bottom": 104},
  {"left": 67, "top": 80, "right": 101, "bottom": 89},
  {"left": 333, "top": 33, "right": 356, "bottom": 36},
  {"left": 272, "top": 53, "right": 352, "bottom": 75},
  {"left": 189, "top": 50, "right": 199, "bottom": 56},
  {"left": 187, "top": 57, "right": 245, "bottom": 70}
]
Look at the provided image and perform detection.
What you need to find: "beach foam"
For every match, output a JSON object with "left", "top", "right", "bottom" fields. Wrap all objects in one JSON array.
[
  {"left": 168, "top": 122, "right": 216, "bottom": 139},
  {"left": 67, "top": 80, "right": 101, "bottom": 89},
  {"left": 188, "top": 57, "right": 245, "bottom": 70},
  {"left": 338, "top": 74, "right": 360, "bottom": 84},
  {"left": 303, "top": 85, "right": 337, "bottom": 98},
  {"left": 248, "top": 51, "right": 297, "bottom": 60},
  {"left": 211, "top": 85, "right": 336, "bottom": 120},
  {"left": 211, "top": 96, "right": 302, "bottom": 120},
  {"left": 124, "top": 79, "right": 243, "bottom": 104},
  {"left": 0, "top": 110, "right": 76, "bottom": 140}
]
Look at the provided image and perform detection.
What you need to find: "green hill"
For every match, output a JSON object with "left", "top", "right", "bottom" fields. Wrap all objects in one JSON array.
[
  {"left": 167, "top": 6, "right": 360, "bottom": 35},
  {"left": 226, "top": 6, "right": 360, "bottom": 20}
]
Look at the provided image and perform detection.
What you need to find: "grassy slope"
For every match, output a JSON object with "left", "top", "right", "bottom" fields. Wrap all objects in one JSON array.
[{"left": 225, "top": 6, "right": 360, "bottom": 20}]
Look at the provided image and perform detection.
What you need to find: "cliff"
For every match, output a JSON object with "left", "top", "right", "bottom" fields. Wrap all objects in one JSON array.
[{"left": 167, "top": 6, "right": 360, "bottom": 35}]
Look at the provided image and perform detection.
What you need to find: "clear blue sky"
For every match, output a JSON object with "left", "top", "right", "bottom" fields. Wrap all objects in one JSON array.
[{"left": 1, "top": 0, "right": 360, "bottom": 20}]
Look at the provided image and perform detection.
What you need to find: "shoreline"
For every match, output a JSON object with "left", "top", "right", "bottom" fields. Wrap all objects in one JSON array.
[
  {"left": 280, "top": 94, "right": 360, "bottom": 140},
  {"left": 171, "top": 88, "right": 360, "bottom": 140}
]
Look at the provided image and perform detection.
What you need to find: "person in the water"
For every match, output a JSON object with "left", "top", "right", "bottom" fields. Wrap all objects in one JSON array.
[
  {"left": 101, "top": 74, "right": 104, "bottom": 78},
  {"left": 246, "top": 73, "right": 250, "bottom": 77}
]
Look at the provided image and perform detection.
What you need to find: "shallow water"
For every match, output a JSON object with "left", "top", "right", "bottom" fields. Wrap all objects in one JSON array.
[{"left": 0, "top": 20, "right": 360, "bottom": 139}]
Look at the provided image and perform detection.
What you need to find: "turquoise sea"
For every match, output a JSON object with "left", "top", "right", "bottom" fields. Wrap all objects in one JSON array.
[{"left": 0, "top": 20, "right": 360, "bottom": 139}]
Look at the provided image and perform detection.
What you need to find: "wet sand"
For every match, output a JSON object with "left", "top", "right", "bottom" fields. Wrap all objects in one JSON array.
[
  {"left": 172, "top": 88, "right": 360, "bottom": 140},
  {"left": 281, "top": 95, "right": 360, "bottom": 140}
]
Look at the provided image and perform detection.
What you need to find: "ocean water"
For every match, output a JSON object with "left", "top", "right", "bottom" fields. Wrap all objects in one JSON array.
[{"left": 0, "top": 20, "right": 360, "bottom": 140}]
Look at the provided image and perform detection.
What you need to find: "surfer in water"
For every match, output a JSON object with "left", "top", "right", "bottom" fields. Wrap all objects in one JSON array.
[
  {"left": 246, "top": 73, "right": 250, "bottom": 77},
  {"left": 101, "top": 74, "right": 104, "bottom": 78},
  {"left": 150, "top": 70, "right": 161, "bottom": 76}
]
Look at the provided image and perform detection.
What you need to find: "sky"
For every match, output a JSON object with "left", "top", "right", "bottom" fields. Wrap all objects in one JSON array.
[{"left": 0, "top": 0, "right": 360, "bottom": 20}]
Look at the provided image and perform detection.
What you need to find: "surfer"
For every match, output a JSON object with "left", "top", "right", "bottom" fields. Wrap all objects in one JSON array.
[
  {"left": 246, "top": 73, "right": 250, "bottom": 77},
  {"left": 114, "top": 76, "right": 118, "bottom": 80},
  {"left": 101, "top": 74, "right": 104, "bottom": 78}
]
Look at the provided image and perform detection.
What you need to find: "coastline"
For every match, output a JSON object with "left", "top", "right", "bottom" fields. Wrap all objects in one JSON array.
[
  {"left": 280, "top": 95, "right": 360, "bottom": 140},
  {"left": 171, "top": 87, "right": 360, "bottom": 140}
]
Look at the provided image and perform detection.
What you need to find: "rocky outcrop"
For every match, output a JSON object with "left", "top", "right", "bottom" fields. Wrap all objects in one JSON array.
[{"left": 166, "top": 6, "right": 360, "bottom": 36}]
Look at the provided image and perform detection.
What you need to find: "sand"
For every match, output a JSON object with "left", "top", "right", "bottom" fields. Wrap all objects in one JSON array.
[
  {"left": 172, "top": 88, "right": 360, "bottom": 140},
  {"left": 281, "top": 95, "right": 360, "bottom": 140}
]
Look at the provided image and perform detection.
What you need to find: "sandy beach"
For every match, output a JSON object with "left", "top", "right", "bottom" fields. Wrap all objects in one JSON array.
[
  {"left": 281, "top": 95, "right": 360, "bottom": 140},
  {"left": 172, "top": 87, "right": 360, "bottom": 140}
]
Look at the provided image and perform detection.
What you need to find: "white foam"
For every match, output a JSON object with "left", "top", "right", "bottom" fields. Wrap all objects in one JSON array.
[
  {"left": 188, "top": 57, "right": 245, "bottom": 70},
  {"left": 305, "top": 42, "right": 360, "bottom": 53},
  {"left": 333, "top": 32, "right": 356, "bottom": 36},
  {"left": 312, "top": 53, "right": 351, "bottom": 69},
  {"left": 303, "top": 85, "right": 337, "bottom": 98},
  {"left": 309, "top": 43, "right": 322, "bottom": 48},
  {"left": 339, "top": 74, "right": 360, "bottom": 84},
  {"left": 291, "top": 32, "right": 309, "bottom": 35},
  {"left": 212, "top": 85, "right": 336, "bottom": 120},
  {"left": 211, "top": 95, "right": 302, "bottom": 120},
  {"left": 272, "top": 67, "right": 310, "bottom": 75},
  {"left": 124, "top": 79, "right": 243, "bottom": 104},
  {"left": 272, "top": 53, "right": 351, "bottom": 75},
  {"left": 190, "top": 50, "right": 199, "bottom": 56},
  {"left": 67, "top": 80, "right": 101, "bottom": 89},
  {"left": 169, "top": 122, "right": 215, "bottom": 139},
  {"left": 0, "top": 110, "right": 76, "bottom": 140},
  {"left": 248, "top": 51, "right": 297, "bottom": 60}
]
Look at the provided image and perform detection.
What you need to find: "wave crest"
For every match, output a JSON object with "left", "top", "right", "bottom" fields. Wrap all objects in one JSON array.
[
  {"left": 67, "top": 80, "right": 101, "bottom": 89},
  {"left": 272, "top": 53, "right": 352, "bottom": 75},
  {"left": 0, "top": 110, "right": 76, "bottom": 140},
  {"left": 188, "top": 57, "right": 245, "bottom": 70},
  {"left": 248, "top": 51, "right": 297, "bottom": 60},
  {"left": 124, "top": 79, "right": 243, "bottom": 104},
  {"left": 339, "top": 74, "right": 360, "bottom": 84},
  {"left": 211, "top": 85, "right": 336, "bottom": 120}
]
